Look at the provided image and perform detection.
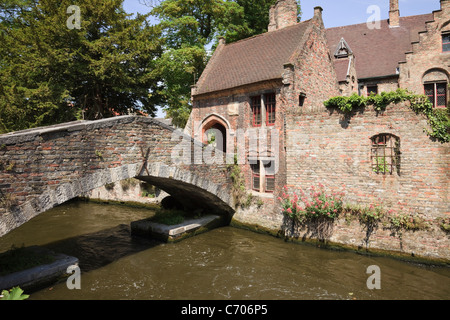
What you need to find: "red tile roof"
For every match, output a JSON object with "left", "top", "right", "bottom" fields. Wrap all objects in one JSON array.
[
  {"left": 194, "top": 13, "right": 433, "bottom": 96},
  {"left": 195, "top": 18, "right": 312, "bottom": 95},
  {"left": 334, "top": 57, "right": 351, "bottom": 82},
  {"left": 326, "top": 14, "right": 433, "bottom": 79}
]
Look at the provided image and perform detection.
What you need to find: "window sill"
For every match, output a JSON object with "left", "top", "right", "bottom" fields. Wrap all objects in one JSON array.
[{"left": 249, "top": 190, "right": 274, "bottom": 198}]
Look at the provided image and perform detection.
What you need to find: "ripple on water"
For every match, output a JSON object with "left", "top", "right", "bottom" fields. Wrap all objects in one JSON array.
[{"left": 5, "top": 201, "right": 448, "bottom": 300}]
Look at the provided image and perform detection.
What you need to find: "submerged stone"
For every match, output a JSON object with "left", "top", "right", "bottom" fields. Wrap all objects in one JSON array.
[{"left": 131, "top": 215, "right": 226, "bottom": 242}]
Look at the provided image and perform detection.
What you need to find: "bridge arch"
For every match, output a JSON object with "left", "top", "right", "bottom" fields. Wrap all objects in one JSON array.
[{"left": 0, "top": 116, "right": 234, "bottom": 237}]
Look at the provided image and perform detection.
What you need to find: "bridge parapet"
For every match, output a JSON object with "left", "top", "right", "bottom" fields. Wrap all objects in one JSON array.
[{"left": 0, "top": 116, "right": 234, "bottom": 237}]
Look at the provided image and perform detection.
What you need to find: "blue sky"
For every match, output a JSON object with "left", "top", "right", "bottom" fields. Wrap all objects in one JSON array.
[{"left": 123, "top": 0, "right": 440, "bottom": 28}]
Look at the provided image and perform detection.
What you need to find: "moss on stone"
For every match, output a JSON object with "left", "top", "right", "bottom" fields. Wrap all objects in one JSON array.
[{"left": 230, "top": 217, "right": 450, "bottom": 267}]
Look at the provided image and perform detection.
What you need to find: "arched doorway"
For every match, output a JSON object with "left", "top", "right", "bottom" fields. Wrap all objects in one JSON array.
[{"left": 201, "top": 115, "right": 229, "bottom": 153}]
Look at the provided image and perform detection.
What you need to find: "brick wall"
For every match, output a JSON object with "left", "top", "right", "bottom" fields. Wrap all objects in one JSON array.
[
  {"left": 268, "top": 0, "right": 298, "bottom": 32},
  {"left": 0, "top": 116, "right": 233, "bottom": 236},
  {"left": 286, "top": 103, "right": 449, "bottom": 217},
  {"left": 290, "top": 8, "right": 340, "bottom": 114},
  {"left": 232, "top": 101, "right": 449, "bottom": 262},
  {"left": 399, "top": 2, "right": 450, "bottom": 96}
]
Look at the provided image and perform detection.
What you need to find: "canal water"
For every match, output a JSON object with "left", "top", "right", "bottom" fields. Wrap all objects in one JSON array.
[{"left": 0, "top": 201, "right": 448, "bottom": 300}]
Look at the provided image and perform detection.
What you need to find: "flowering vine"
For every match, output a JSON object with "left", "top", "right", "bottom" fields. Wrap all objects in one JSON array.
[{"left": 278, "top": 183, "right": 345, "bottom": 223}]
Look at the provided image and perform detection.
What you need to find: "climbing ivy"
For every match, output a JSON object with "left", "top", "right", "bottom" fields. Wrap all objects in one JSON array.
[{"left": 324, "top": 89, "right": 450, "bottom": 143}]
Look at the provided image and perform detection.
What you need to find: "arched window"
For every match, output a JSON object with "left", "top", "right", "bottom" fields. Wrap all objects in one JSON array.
[
  {"left": 423, "top": 69, "right": 448, "bottom": 108},
  {"left": 370, "top": 134, "right": 400, "bottom": 175}
]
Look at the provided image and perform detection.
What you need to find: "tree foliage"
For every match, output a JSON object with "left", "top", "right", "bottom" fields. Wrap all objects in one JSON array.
[
  {"left": 0, "top": 0, "right": 163, "bottom": 133},
  {"left": 150, "top": 0, "right": 301, "bottom": 127},
  {"left": 0, "top": 0, "right": 303, "bottom": 132}
]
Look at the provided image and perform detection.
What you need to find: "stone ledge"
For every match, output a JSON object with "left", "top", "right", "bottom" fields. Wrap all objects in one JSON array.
[
  {"left": 0, "top": 246, "right": 79, "bottom": 292},
  {"left": 131, "top": 215, "right": 225, "bottom": 242}
]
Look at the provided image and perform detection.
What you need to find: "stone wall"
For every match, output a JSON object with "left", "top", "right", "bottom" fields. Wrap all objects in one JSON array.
[
  {"left": 0, "top": 116, "right": 234, "bottom": 237},
  {"left": 86, "top": 178, "right": 168, "bottom": 204},
  {"left": 359, "top": 76, "right": 400, "bottom": 96}
]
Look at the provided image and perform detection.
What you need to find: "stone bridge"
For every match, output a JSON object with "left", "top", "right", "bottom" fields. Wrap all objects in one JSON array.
[{"left": 0, "top": 116, "right": 235, "bottom": 237}]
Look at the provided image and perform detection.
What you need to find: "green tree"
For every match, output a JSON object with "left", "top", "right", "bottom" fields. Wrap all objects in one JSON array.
[
  {"left": 0, "top": 0, "right": 163, "bottom": 133},
  {"left": 149, "top": 0, "right": 301, "bottom": 128},
  {"left": 230, "top": 0, "right": 302, "bottom": 42},
  {"left": 150, "top": 0, "right": 249, "bottom": 127}
]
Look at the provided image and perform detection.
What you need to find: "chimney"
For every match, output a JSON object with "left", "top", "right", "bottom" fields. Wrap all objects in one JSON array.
[
  {"left": 314, "top": 6, "right": 323, "bottom": 18},
  {"left": 268, "top": 0, "right": 298, "bottom": 32},
  {"left": 389, "top": 0, "right": 400, "bottom": 27}
]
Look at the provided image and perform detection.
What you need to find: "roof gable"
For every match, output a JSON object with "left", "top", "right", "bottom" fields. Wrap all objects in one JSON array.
[{"left": 194, "top": 19, "right": 313, "bottom": 96}]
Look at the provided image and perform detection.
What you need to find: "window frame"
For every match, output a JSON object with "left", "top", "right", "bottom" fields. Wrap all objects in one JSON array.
[
  {"left": 424, "top": 82, "right": 447, "bottom": 108},
  {"left": 367, "top": 85, "right": 378, "bottom": 96},
  {"left": 251, "top": 161, "right": 261, "bottom": 192},
  {"left": 250, "top": 159, "right": 276, "bottom": 194},
  {"left": 251, "top": 95, "right": 262, "bottom": 127},
  {"left": 442, "top": 33, "right": 450, "bottom": 53},
  {"left": 263, "top": 160, "right": 275, "bottom": 193},
  {"left": 265, "top": 93, "right": 276, "bottom": 126},
  {"left": 370, "top": 134, "right": 400, "bottom": 175}
]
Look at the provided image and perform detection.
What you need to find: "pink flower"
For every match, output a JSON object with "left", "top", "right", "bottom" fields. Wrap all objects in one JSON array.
[{"left": 287, "top": 208, "right": 292, "bottom": 214}]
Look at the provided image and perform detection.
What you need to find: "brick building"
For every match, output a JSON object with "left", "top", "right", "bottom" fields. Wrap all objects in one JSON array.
[
  {"left": 187, "top": 0, "right": 449, "bottom": 232},
  {"left": 328, "top": 0, "right": 450, "bottom": 105}
]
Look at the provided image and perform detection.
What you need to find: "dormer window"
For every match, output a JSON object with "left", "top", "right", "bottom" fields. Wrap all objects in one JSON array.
[
  {"left": 334, "top": 38, "right": 353, "bottom": 58},
  {"left": 443, "top": 33, "right": 450, "bottom": 52}
]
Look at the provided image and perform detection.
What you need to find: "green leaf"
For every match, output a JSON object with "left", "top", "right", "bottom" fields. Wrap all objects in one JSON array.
[{"left": 0, "top": 287, "right": 30, "bottom": 300}]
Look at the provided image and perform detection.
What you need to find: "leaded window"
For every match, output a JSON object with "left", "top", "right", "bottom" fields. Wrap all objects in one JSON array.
[
  {"left": 425, "top": 82, "right": 447, "bottom": 108},
  {"left": 443, "top": 33, "right": 450, "bottom": 52}
]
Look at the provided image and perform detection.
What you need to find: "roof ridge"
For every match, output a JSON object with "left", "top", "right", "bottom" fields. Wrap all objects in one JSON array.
[
  {"left": 325, "top": 13, "right": 432, "bottom": 30},
  {"left": 222, "top": 18, "right": 313, "bottom": 48}
]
